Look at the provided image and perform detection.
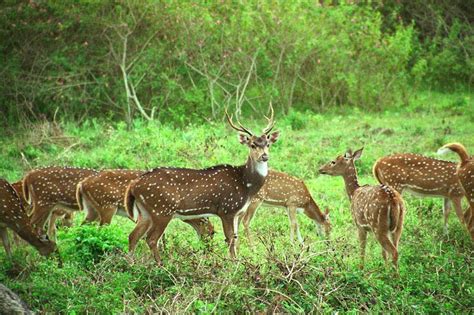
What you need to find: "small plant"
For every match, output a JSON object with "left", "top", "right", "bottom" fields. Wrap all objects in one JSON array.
[{"left": 60, "top": 224, "right": 127, "bottom": 266}]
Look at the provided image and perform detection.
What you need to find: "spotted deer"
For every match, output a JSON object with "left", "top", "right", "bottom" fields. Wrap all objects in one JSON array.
[
  {"left": 241, "top": 170, "right": 330, "bottom": 244},
  {"left": 77, "top": 169, "right": 215, "bottom": 238},
  {"left": 125, "top": 107, "right": 279, "bottom": 264},
  {"left": 24, "top": 166, "right": 98, "bottom": 240},
  {"left": 12, "top": 180, "right": 75, "bottom": 240},
  {"left": 319, "top": 148, "right": 405, "bottom": 269},
  {"left": 373, "top": 153, "right": 465, "bottom": 234},
  {"left": 438, "top": 143, "right": 474, "bottom": 240},
  {"left": 0, "top": 178, "right": 57, "bottom": 258}
]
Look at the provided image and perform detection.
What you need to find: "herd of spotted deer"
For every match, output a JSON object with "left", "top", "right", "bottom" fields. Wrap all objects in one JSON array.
[{"left": 0, "top": 109, "right": 473, "bottom": 270}]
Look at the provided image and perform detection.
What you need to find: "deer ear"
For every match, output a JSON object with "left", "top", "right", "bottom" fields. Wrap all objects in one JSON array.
[
  {"left": 239, "top": 134, "right": 250, "bottom": 145},
  {"left": 267, "top": 131, "right": 279, "bottom": 144},
  {"left": 344, "top": 150, "right": 352, "bottom": 160},
  {"left": 353, "top": 147, "right": 364, "bottom": 160}
]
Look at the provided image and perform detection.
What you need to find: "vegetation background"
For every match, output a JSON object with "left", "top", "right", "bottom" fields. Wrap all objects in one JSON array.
[{"left": 0, "top": 0, "right": 473, "bottom": 313}]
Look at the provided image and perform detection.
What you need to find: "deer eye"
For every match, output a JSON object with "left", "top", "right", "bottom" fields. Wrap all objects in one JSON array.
[
  {"left": 251, "top": 144, "right": 256, "bottom": 149},
  {"left": 331, "top": 161, "right": 336, "bottom": 165}
]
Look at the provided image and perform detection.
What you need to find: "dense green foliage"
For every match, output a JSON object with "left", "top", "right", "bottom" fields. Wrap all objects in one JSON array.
[
  {"left": 1, "top": 1, "right": 472, "bottom": 124},
  {"left": 0, "top": 93, "right": 472, "bottom": 313}
]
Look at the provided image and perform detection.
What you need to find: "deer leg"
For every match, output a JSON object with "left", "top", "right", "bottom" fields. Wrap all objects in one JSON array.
[
  {"left": 376, "top": 232, "right": 398, "bottom": 269},
  {"left": 128, "top": 216, "right": 152, "bottom": 256},
  {"left": 221, "top": 216, "right": 236, "bottom": 258},
  {"left": 48, "top": 211, "right": 59, "bottom": 242},
  {"left": 451, "top": 197, "right": 465, "bottom": 226},
  {"left": 99, "top": 206, "right": 118, "bottom": 226},
  {"left": 145, "top": 216, "right": 172, "bottom": 265},
  {"left": 81, "top": 196, "right": 99, "bottom": 224},
  {"left": 12, "top": 231, "right": 22, "bottom": 245},
  {"left": 357, "top": 228, "right": 367, "bottom": 269},
  {"left": 287, "top": 206, "right": 302, "bottom": 244},
  {"left": 466, "top": 205, "right": 474, "bottom": 240},
  {"left": 443, "top": 198, "right": 451, "bottom": 235},
  {"left": 0, "top": 227, "right": 12, "bottom": 257},
  {"left": 241, "top": 199, "right": 262, "bottom": 246},
  {"left": 30, "top": 204, "right": 53, "bottom": 235}
]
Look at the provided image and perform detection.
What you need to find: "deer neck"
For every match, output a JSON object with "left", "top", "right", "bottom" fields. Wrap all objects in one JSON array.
[
  {"left": 342, "top": 164, "right": 360, "bottom": 200},
  {"left": 243, "top": 157, "right": 267, "bottom": 196},
  {"left": 16, "top": 228, "right": 44, "bottom": 250}
]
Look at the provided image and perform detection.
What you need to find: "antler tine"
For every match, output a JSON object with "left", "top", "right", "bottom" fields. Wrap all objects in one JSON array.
[
  {"left": 225, "top": 109, "right": 253, "bottom": 136},
  {"left": 263, "top": 102, "right": 275, "bottom": 134}
]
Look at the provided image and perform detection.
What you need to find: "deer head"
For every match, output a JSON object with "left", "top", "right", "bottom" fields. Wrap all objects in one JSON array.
[
  {"left": 226, "top": 104, "right": 279, "bottom": 163},
  {"left": 319, "top": 148, "right": 364, "bottom": 176}
]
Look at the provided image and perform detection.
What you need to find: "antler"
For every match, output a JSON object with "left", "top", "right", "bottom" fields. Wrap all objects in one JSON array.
[
  {"left": 262, "top": 102, "right": 275, "bottom": 134},
  {"left": 225, "top": 109, "right": 254, "bottom": 136}
]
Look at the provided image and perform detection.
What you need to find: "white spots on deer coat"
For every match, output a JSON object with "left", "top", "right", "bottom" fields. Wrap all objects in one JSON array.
[{"left": 374, "top": 153, "right": 464, "bottom": 198}]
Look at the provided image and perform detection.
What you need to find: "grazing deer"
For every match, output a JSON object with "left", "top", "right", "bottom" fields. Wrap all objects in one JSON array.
[
  {"left": 241, "top": 170, "right": 330, "bottom": 244},
  {"left": 373, "top": 153, "right": 465, "bottom": 234},
  {"left": 12, "top": 180, "right": 75, "bottom": 240},
  {"left": 24, "top": 166, "right": 98, "bottom": 240},
  {"left": 319, "top": 148, "right": 405, "bottom": 269},
  {"left": 125, "top": 107, "right": 279, "bottom": 264},
  {"left": 77, "top": 169, "right": 215, "bottom": 238},
  {"left": 438, "top": 143, "right": 474, "bottom": 240},
  {"left": 0, "top": 178, "right": 57, "bottom": 257}
]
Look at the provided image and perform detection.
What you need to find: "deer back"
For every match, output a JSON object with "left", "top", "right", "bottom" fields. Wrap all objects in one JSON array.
[
  {"left": 256, "top": 170, "right": 311, "bottom": 206},
  {"left": 79, "top": 169, "right": 143, "bottom": 208},
  {"left": 24, "top": 167, "right": 98, "bottom": 208},
  {"left": 373, "top": 153, "right": 463, "bottom": 197}
]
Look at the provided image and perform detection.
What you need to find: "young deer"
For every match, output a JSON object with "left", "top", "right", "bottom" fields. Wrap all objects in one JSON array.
[
  {"left": 241, "top": 170, "right": 330, "bottom": 244},
  {"left": 319, "top": 148, "right": 405, "bottom": 268},
  {"left": 0, "top": 178, "right": 57, "bottom": 257},
  {"left": 24, "top": 166, "right": 98, "bottom": 240},
  {"left": 125, "top": 108, "right": 279, "bottom": 264},
  {"left": 438, "top": 143, "right": 474, "bottom": 240},
  {"left": 373, "top": 153, "right": 465, "bottom": 234},
  {"left": 77, "top": 169, "right": 215, "bottom": 238}
]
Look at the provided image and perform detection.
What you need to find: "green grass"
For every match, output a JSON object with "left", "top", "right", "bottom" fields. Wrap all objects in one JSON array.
[{"left": 0, "top": 92, "right": 473, "bottom": 313}]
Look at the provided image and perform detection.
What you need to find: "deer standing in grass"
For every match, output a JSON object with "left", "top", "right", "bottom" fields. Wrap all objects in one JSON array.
[
  {"left": 125, "top": 108, "right": 279, "bottom": 264},
  {"left": 438, "top": 143, "right": 474, "bottom": 240},
  {"left": 24, "top": 166, "right": 98, "bottom": 240},
  {"left": 77, "top": 169, "right": 215, "bottom": 238},
  {"left": 373, "top": 153, "right": 465, "bottom": 234},
  {"left": 319, "top": 148, "right": 405, "bottom": 268},
  {"left": 241, "top": 170, "right": 331, "bottom": 244},
  {"left": 0, "top": 178, "right": 57, "bottom": 258}
]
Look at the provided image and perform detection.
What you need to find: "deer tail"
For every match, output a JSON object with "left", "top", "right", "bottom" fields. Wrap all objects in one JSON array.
[
  {"left": 385, "top": 186, "right": 404, "bottom": 232},
  {"left": 124, "top": 182, "right": 138, "bottom": 222},
  {"left": 438, "top": 143, "right": 469, "bottom": 164},
  {"left": 76, "top": 181, "right": 84, "bottom": 211},
  {"left": 372, "top": 159, "right": 384, "bottom": 184}
]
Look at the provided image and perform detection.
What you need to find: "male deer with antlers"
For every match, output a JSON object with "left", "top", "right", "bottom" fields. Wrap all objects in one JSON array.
[
  {"left": 438, "top": 143, "right": 474, "bottom": 240},
  {"left": 241, "top": 170, "right": 330, "bottom": 244},
  {"left": 125, "top": 107, "right": 279, "bottom": 264},
  {"left": 0, "top": 178, "right": 57, "bottom": 258},
  {"left": 77, "top": 169, "right": 215, "bottom": 238},
  {"left": 24, "top": 166, "right": 98, "bottom": 240},
  {"left": 319, "top": 148, "right": 405, "bottom": 269},
  {"left": 373, "top": 153, "right": 465, "bottom": 234}
]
